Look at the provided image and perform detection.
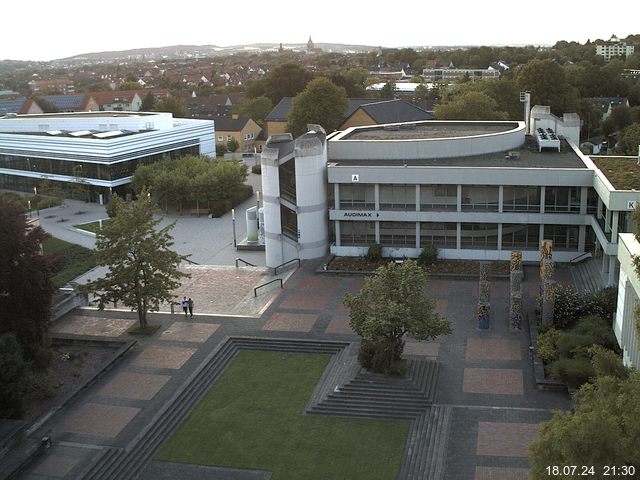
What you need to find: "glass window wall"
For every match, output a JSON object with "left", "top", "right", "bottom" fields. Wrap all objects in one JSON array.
[
  {"left": 501, "top": 223, "right": 540, "bottom": 249},
  {"left": 420, "top": 222, "right": 457, "bottom": 248},
  {"left": 461, "top": 186, "right": 499, "bottom": 211},
  {"left": 380, "top": 221, "right": 416, "bottom": 247},
  {"left": 544, "top": 187, "right": 581, "bottom": 213},
  {"left": 339, "top": 221, "right": 376, "bottom": 246},
  {"left": 544, "top": 224, "right": 579, "bottom": 250},
  {"left": 503, "top": 186, "right": 540, "bottom": 212},
  {"left": 339, "top": 184, "right": 375, "bottom": 210},
  {"left": 461, "top": 223, "right": 499, "bottom": 249},
  {"left": 379, "top": 185, "right": 415, "bottom": 210},
  {"left": 420, "top": 185, "right": 457, "bottom": 210}
]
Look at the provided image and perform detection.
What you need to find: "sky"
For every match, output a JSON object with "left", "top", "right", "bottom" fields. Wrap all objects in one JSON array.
[{"left": 2, "top": 0, "right": 638, "bottom": 61}]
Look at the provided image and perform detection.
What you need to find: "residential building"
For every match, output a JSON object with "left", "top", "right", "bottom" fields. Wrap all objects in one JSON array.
[
  {"left": 0, "top": 98, "right": 43, "bottom": 116},
  {"left": 587, "top": 97, "right": 630, "bottom": 120},
  {"left": 0, "top": 111, "right": 215, "bottom": 203},
  {"left": 214, "top": 116, "right": 262, "bottom": 153},
  {"left": 339, "top": 99, "right": 432, "bottom": 130},
  {"left": 596, "top": 35, "right": 635, "bottom": 61},
  {"left": 28, "top": 78, "right": 75, "bottom": 95},
  {"left": 185, "top": 95, "right": 236, "bottom": 118},
  {"left": 41, "top": 94, "right": 99, "bottom": 113},
  {"left": 421, "top": 66, "right": 500, "bottom": 82},
  {"left": 89, "top": 91, "right": 143, "bottom": 111}
]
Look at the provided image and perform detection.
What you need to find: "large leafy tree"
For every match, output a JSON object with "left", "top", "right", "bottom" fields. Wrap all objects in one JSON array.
[
  {"left": 0, "top": 193, "right": 57, "bottom": 367},
  {"left": 154, "top": 96, "right": 186, "bottom": 118},
  {"left": 236, "top": 96, "right": 272, "bottom": 128},
  {"left": 86, "top": 192, "right": 189, "bottom": 328},
  {"left": 435, "top": 91, "right": 508, "bottom": 120},
  {"left": 247, "top": 63, "right": 314, "bottom": 105},
  {"left": 343, "top": 260, "right": 452, "bottom": 374},
  {"left": 287, "top": 77, "right": 348, "bottom": 138},
  {"left": 529, "top": 366, "right": 640, "bottom": 477},
  {"left": 516, "top": 58, "right": 578, "bottom": 115},
  {"left": 616, "top": 123, "right": 640, "bottom": 155}
]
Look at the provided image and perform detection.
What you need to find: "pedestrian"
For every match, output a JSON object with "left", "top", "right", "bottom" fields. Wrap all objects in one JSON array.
[
  {"left": 181, "top": 296, "right": 189, "bottom": 318},
  {"left": 188, "top": 297, "right": 194, "bottom": 318}
]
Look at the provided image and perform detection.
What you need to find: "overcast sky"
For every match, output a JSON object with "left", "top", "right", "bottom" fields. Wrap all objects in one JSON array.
[{"left": 3, "top": 0, "right": 638, "bottom": 61}]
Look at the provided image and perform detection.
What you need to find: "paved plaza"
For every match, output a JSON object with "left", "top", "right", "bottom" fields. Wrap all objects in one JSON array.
[{"left": 19, "top": 259, "right": 570, "bottom": 480}]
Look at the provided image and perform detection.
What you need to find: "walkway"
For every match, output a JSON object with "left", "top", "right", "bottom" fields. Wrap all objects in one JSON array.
[{"left": 20, "top": 261, "right": 570, "bottom": 480}]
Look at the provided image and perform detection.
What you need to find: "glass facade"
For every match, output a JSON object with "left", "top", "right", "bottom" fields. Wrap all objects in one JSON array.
[
  {"left": 280, "top": 204, "right": 298, "bottom": 240},
  {"left": 461, "top": 186, "right": 499, "bottom": 212},
  {"left": 503, "top": 186, "right": 540, "bottom": 212},
  {"left": 340, "top": 221, "right": 376, "bottom": 245},
  {"left": 461, "top": 223, "right": 499, "bottom": 249},
  {"left": 379, "top": 184, "right": 416, "bottom": 210},
  {"left": 380, "top": 222, "right": 416, "bottom": 247},
  {"left": 339, "top": 184, "right": 375, "bottom": 210},
  {"left": 544, "top": 186, "right": 581, "bottom": 213},
  {"left": 420, "top": 185, "right": 457, "bottom": 210},
  {"left": 502, "top": 224, "right": 540, "bottom": 249},
  {"left": 420, "top": 222, "right": 457, "bottom": 248},
  {"left": 544, "top": 224, "right": 579, "bottom": 250},
  {"left": 279, "top": 160, "right": 296, "bottom": 204}
]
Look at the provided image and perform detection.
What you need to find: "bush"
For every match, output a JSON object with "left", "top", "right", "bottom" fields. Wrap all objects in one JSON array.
[
  {"left": 358, "top": 338, "right": 407, "bottom": 376},
  {"left": 536, "top": 328, "right": 561, "bottom": 363},
  {"left": 549, "top": 357, "right": 594, "bottom": 388},
  {"left": 572, "top": 315, "right": 616, "bottom": 349},
  {"left": 0, "top": 334, "right": 28, "bottom": 419},
  {"left": 589, "top": 345, "right": 629, "bottom": 380},
  {"left": 417, "top": 245, "right": 438, "bottom": 267},
  {"left": 556, "top": 332, "right": 597, "bottom": 359},
  {"left": 582, "top": 287, "right": 617, "bottom": 321},
  {"left": 365, "top": 244, "right": 383, "bottom": 262},
  {"left": 553, "top": 285, "right": 582, "bottom": 328},
  {"left": 216, "top": 143, "right": 228, "bottom": 155},
  {"left": 251, "top": 164, "right": 262, "bottom": 175}
]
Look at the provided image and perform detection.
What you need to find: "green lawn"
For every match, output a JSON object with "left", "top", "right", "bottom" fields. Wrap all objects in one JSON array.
[
  {"left": 43, "top": 237, "right": 96, "bottom": 287},
  {"left": 73, "top": 219, "right": 109, "bottom": 233},
  {"left": 156, "top": 351, "right": 410, "bottom": 479}
]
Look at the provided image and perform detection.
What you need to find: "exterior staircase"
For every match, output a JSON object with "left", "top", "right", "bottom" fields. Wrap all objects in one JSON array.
[{"left": 570, "top": 257, "right": 605, "bottom": 293}]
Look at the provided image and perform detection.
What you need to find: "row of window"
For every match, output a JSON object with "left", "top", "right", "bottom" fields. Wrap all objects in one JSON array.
[
  {"left": 338, "top": 221, "right": 580, "bottom": 251},
  {"left": 337, "top": 184, "right": 594, "bottom": 214}
]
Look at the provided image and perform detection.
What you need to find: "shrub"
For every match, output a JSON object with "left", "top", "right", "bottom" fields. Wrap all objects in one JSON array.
[
  {"left": 572, "top": 315, "right": 616, "bottom": 349},
  {"left": 582, "top": 287, "right": 617, "bottom": 321},
  {"left": 417, "top": 245, "right": 438, "bottom": 267},
  {"left": 553, "top": 285, "right": 582, "bottom": 328},
  {"left": 0, "top": 334, "right": 28, "bottom": 419},
  {"left": 365, "top": 244, "right": 383, "bottom": 262},
  {"left": 358, "top": 338, "right": 407, "bottom": 376},
  {"left": 589, "top": 345, "right": 629, "bottom": 380},
  {"left": 216, "top": 143, "right": 228, "bottom": 155},
  {"left": 556, "top": 332, "right": 596, "bottom": 359},
  {"left": 549, "top": 357, "right": 594, "bottom": 388},
  {"left": 536, "top": 328, "right": 561, "bottom": 363},
  {"left": 251, "top": 164, "right": 262, "bottom": 175}
]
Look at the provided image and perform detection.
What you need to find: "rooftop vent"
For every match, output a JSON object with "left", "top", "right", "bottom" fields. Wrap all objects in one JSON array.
[
  {"left": 69, "top": 130, "right": 93, "bottom": 137},
  {"left": 535, "top": 127, "right": 561, "bottom": 152},
  {"left": 92, "top": 130, "right": 124, "bottom": 139}
]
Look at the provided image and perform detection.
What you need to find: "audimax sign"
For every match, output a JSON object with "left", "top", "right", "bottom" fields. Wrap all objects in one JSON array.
[{"left": 343, "top": 212, "right": 380, "bottom": 218}]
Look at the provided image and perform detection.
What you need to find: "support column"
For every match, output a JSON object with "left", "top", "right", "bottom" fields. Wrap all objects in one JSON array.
[
  {"left": 608, "top": 255, "right": 616, "bottom": 287},
  {"left": 375, "top": 221, "right": 380, "bottom": 244},
  {"left": 605, "top": 208, "right": 611, "bottom": 233},
  {"left": 457, "top": 185, "right": 462, "bottom": 212},
  {"left": 456, "top": 223, "right": 461, "bottom": 250},
  {"left": 612, "top": 211, "right": 619, "bottom": 243},
  {"left": 334, "top": 183, "right": 340, "bottom": 209},
  {"left": 335, "top": 221, "right": 341, "bottom": 247},
  {"left": 415, "top": 185, "right": 420, "bottom": 212},
  {"left": 415, "top": 222, "right": 420, "bottom": 249},
  {"left": 578, "top": 225, "right": 586, "bottom": 252},
  {"left": 540, "top": 186, "right": 546, "bottom": 214},
  {"left": 580, "top": 186, "right": 588, "bottom": 215},
  {"left": 497, "top": 224, "right": 503, "bottom": 251},
  {"left": 498, "top": 185, "right": 504, "bottom": 213}
]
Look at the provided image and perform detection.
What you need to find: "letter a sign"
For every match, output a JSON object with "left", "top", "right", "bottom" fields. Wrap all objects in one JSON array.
[{"left": 351, "top": 174, "right": 359, "bottom": 182}]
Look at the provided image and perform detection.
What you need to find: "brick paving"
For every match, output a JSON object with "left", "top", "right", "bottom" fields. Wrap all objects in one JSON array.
[
  {"left": 23, "top": 261, "right": 573, "bottom": 480},
  {"left": 159, "top": 321, "right": 220, "bottom": 343},
  {"left": 463, "top": 368, "right": 524, "bottom": 395},
  {"left": 50, "top": 315, "right": 136, "bottom": 337},
  {"left": 475, "top": 466, "right": 529, "bottom": 479},
  {"left": 98, "top": 372, "right": 171, "bottom": 401},
  {"left": 476, "top": 422, "right": 540, "bottom": 457},
  {"left": 60, "top": 403, "right": 140, "bottom": 437},
  {"left": 132, "top": 345, "right": 197, "bottom": 369}
]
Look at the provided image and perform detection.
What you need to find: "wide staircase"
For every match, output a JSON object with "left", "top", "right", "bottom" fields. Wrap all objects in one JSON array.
[{"left": 570, "top": 257, "right": 605, "bottom": 293}]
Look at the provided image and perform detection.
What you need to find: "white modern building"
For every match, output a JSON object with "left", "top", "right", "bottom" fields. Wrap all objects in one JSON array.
[
  {"left": 260, "top": 107, "right": 640, "bottom": 290},
  {"left": 615, "top": 233, "right": 640, "bottom": 368},
  {"left": 596, "top": 35, "right": 635, "bottom": 62},
  {"left": 0, "top": 111, "right": 215, "bottom": 202}
]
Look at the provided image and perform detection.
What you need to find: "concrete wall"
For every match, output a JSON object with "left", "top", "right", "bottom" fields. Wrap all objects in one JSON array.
[{"left": 615, "top": 233, "right": 640, "bottom": 368}]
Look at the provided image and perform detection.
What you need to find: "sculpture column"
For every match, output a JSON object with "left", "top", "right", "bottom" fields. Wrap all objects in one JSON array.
[{"left": 509, "top": 250, "right": 523, "bottom": 331}]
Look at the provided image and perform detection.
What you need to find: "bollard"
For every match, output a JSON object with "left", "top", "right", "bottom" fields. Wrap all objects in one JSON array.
[{"left": 170, "top": 303, "right": 175, "bottom": 315}]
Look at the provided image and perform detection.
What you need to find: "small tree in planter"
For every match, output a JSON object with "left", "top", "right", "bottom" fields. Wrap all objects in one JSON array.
[
  {"left": 417, "top": 245, "right": 438, "bottom": 267},
  {"left": 343, "top": 260, "right": 452, "bottom": 375}
]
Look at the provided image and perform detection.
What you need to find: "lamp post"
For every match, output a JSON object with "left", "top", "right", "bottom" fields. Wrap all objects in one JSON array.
[
  {"left": 232, "top": 208, "right": 237, "bottom": 247},
  {"left": 256, "top": 190, "right": 261, "bottom": 210}
]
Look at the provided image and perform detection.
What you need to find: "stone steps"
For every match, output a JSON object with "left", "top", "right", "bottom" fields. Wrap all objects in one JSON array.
[
  {"left": 79, "top": 337, "right": 350, "bottom": 480},
  {"left": 571, "top": 258, "right": 603, "bottom": 294},
  {"left": 398, "top": 405, "right": 452, "bottom": 480}
]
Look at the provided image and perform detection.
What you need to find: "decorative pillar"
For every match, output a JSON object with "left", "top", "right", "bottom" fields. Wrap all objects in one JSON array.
[
  {"left": 510, "top": 250, "right": 523, "bottom": 331},
  {"left": 542, "top": 279, "right": 557, "bottom": 327},
  {"left": 477, "top": 261, "right": 491, "bottom": 330}
]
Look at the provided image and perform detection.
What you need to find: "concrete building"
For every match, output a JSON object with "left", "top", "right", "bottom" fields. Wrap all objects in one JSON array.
[
  {"left": 260, "top": 108, "right": 640, "bottom": 290},
  {"left": 596, "top": 35, "right": 635, "bottom": 62},
  {"left": 0, "top": 111, "right": 215, "bottom": 202},
  {"left": 614, "top": 233, "right": 640, "bottom": 368},
  {"left": 421, "top": 67, "right": 500, "bottom": 82}
]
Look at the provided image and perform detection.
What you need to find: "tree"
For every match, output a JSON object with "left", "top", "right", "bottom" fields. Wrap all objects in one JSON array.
[
  {"left": 286, "top": 77, "right": 348, "bottom": 138},
  {"left": 0, "top": 193, "right": 57, "bottom": 367},
  {"left": 253, "top": 63, "right": 314, "bottom": 105},
  {"left": 0, "top": 333, "right": 28, "bottom": 419},
  {"left": 616, "top": 123, "right": 640, "bottom": 155},
  {"left": 516, "top": 58, "right": 578, "bottom": 115},
  {"left": 140, "top": 92, "right": 155, "bottom": 111},
  {"left": 236, "top": 96, "right": 272, "bottom": 128},
  {"left": 32, "top": 96, "right": 58, "bottom": 113},
  {"left": 379, "top": 81, "right": 396, "bottom": 99},
  {"left": 435, "top": 91, "right": 508, "bottom": 120},
  {"left": 529, "top": 371, "right": 640, "bottom": 477},
  {"left": 413, "top": 83, "right": 429, "bottom": 105},
  {"left": 343, "top": 260, "right": 452, "bottom": 374},
  {"left": 86, "top": 192, "right": 189, "bottom": 329},
  {"left": 154, "top": 96, "right": 186, "bottom": 118},
  {"left": 227, "top": 137, "right": 240, "bottom": 153}
]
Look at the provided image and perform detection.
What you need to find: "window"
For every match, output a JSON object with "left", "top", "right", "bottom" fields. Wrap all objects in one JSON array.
[
  {"left": 280, "top": 205, "right": 298, "bottom": 240},
  {"left": 217, "top": 136, "right": 224, "bottom": 142},
  {"left": 461, "top": 186, "right": 499, "bottom": 211},
  {"left": 544, "top": 224, "right": 579, "bottom": 250},
  {"left": 340, "top": 221, "right": 376, "bottom": 245},
  {"left": 278, "top": 159, "right": 296, "bottom": 203},
  {"left": 380, "top": 222, "right": 416, "bottom": 247},
  {"left": 544, "top": 187, "right": 580, "bottom": 213},
  {"left": 339, "top": 184, "right": 375, "bottom": 210},
  {"left": 379, "top": 185, "right": 415, "bottom": 210},
  {"left": 501, "top": 224, "right": 540, "bottom": 249},
  {"left": 420, "top": 222, "right": 457, "bottom": 248},
  {"left": 461, "top": 223, "right": 499, "bottom": 249},
  {"left": 420, "top": 185, "right": 457, "bottom": 210},
  {"left": 503, "top": 186, "right": 540, "bottom": 212},
  {"left": 227, "top": 135, "right": 233, "bottom": 141}
]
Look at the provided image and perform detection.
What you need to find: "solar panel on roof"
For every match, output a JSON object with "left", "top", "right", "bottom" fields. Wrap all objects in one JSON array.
[
  {"left": 92, "top": 130, "right": 124, "bottom": 139},
  {"left": 69, "top": 130, "right": 92, "bottom": 137},
  {"left": 46, "top": 130, "right": 63, "bottom": 136}
]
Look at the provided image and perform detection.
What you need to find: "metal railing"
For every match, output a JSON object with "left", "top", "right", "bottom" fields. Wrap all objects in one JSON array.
[
  {"left": 254, "top": 278, "right": 283, "bottom": 297},
  {"left": 569, "top": 251, "right": 593, "bottom": 264},
  {"left": 235, "top": 257, "right": 256, "bottom": 267},
  {"left": 273, "top": 258, "right": 300, "bottom": 275}
]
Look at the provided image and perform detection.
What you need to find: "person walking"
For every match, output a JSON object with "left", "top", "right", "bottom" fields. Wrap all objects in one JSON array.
[
  {"left": 181, "top": 296, "right": 189, "bottom": 318},
  {"left": 188, "top": 297, "right": 194, "bottom": 318}
]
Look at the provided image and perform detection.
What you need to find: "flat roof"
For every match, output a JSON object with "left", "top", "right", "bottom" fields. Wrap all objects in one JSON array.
[
  {"left": 341, "top": 122, "right": 518, "bottom": 141},
  {"left": 1, "top": 111, "right": 156, "bottom": 120},
  {"left": 330, "top": 137, "right": 587, "bottom": 169},
  {"left": 591, "top": 156, "right": 640, "bottom": 190}
]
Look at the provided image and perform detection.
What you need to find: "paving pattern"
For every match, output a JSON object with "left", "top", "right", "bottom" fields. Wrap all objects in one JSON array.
[{"left": 21, "top": 263, "right": 571, "bottom": 480}]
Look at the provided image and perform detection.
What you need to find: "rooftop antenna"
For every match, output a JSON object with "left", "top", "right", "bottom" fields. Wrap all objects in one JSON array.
[{"left": 519, "top": 91, "right": 531, "bottom": 134}]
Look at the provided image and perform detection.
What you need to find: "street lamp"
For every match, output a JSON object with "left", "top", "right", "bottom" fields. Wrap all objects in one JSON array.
[{"left": 232, "top": 208, "right": 237, "bottom": 247}]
